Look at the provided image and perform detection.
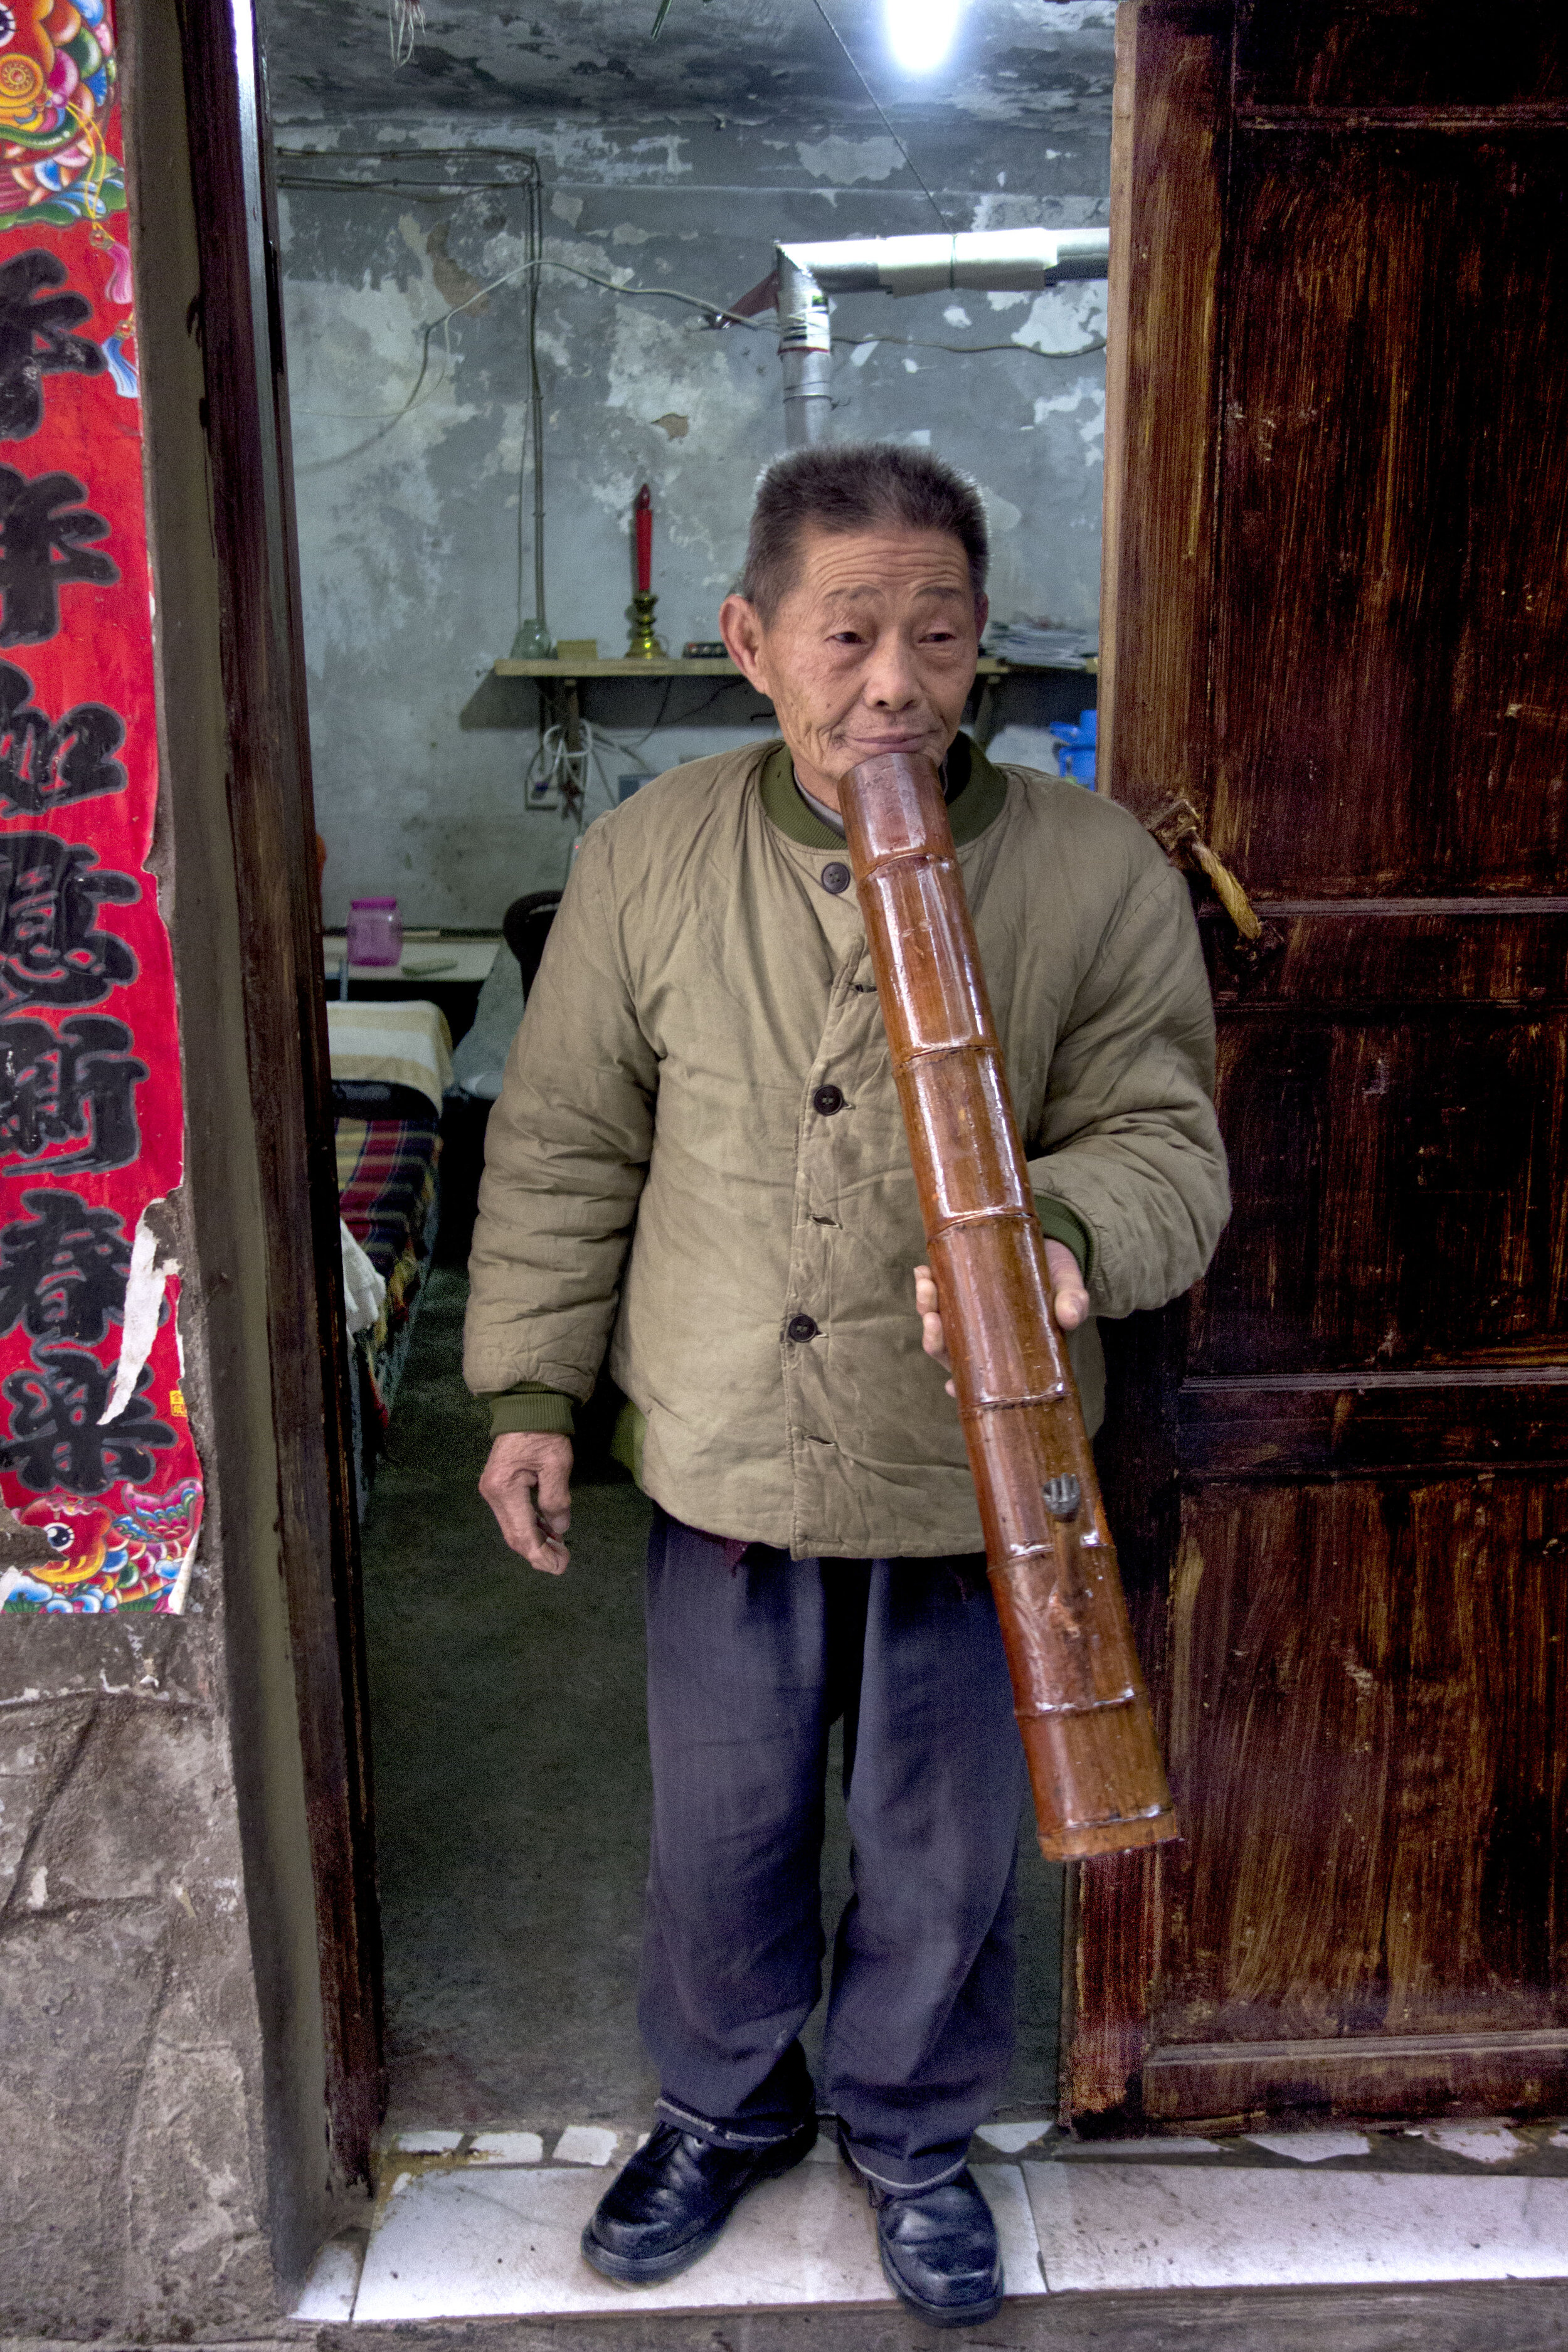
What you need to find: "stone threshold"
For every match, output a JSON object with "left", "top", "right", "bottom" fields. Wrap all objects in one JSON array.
[{"left": 292, "top": 2115, "right": 1568, "bottom": 2324}]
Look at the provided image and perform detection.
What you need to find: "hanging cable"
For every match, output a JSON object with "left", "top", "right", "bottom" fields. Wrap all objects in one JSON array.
[
  {"left": 808, "top": 0, "right": 951, "bottom": 231},
  {"left": 523, "top": 720, "right": 596, "bottom": 828},
  {"left": 512, "top": 170, "right": 547, "bottom": 638},
  {"left": 387, "top": 0, "right": 425, "bottom": 66}
]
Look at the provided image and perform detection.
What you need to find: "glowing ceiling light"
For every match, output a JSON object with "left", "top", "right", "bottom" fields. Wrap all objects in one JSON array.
[{"left": 884, "top": 0, "right": 964, "bottom": 75}]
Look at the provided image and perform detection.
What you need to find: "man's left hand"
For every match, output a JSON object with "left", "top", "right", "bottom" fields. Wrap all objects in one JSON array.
[{"left": 914, "top": 1246, "right": 1089, "bottom": 1396}]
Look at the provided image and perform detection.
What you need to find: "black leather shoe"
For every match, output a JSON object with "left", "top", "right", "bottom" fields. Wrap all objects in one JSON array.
[
  {"left": 863, "top": 2165, "right": 1003, "bottom": 2329},
  {"left": 581, "top": 2115, "right": 818, "bottom": 2285}
]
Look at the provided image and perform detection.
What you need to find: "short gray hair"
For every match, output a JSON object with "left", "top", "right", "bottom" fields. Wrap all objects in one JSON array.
[{"left": 738, "top": 442, "right": 989, "bottom": 619}]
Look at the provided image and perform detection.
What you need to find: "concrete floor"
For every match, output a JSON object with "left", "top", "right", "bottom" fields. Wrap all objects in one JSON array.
[{"left": 361, "top": 1267, "right": 1064, "bottom": 2138}]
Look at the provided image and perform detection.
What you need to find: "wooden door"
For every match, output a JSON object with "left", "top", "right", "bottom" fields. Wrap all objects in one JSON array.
[{"left": 1074, "top": 0, "right": 1568, "bottom": 2131}]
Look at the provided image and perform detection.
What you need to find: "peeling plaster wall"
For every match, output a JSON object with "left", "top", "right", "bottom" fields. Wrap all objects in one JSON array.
[{"left": 274, "top": 103, "right": 1112, "bottom": 926}]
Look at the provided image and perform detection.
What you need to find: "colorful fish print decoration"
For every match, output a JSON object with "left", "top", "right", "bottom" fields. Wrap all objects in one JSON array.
[{"left": 0, "top": 1476, "right": 200, "bottom": 1610}]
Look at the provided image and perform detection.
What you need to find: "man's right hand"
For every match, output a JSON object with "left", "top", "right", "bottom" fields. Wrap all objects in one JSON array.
[{"left": 479, "top": 1431, "right": 574, "bottom": 1576}]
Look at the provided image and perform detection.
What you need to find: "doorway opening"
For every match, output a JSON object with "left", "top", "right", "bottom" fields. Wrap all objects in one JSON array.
[{"left": 260, "top": 0, "right": 1112, "bottom": 2301}]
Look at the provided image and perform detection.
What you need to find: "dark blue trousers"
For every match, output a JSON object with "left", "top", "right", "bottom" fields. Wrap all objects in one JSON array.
[{"left": 638, "top": 1507, "right": 1027, "bottom": 2191}]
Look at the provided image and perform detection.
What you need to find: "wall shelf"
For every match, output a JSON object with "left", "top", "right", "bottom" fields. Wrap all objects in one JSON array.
[
  {"left": 488, "top": 656, "right": 1087, "bottom": 681},
  {"left": 478, "top": 654, "right": 1096, "bottom": 752},
  {"left": 494, "top": 657, "right": 740, "bottom": 677}
]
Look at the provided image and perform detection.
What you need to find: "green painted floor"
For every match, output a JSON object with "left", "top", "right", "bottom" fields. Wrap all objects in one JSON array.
[{"left": 362, "top": 1267, "right": 1063, "bottom": 2137}]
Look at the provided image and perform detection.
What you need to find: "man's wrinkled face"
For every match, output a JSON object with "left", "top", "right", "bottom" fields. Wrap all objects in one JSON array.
[{"left": 720, "top": 523, "right": 986, "bottom": 810}]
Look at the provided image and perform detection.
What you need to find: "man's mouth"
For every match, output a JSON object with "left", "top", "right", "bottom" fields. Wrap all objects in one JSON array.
[{"left": 845, "top": 726, "right": 939, "bottom": 751}]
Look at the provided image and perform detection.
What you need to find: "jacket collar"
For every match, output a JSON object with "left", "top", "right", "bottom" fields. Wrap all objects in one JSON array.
[{"left": 756, "top": 732, "right": 1009, "bottom": 851}]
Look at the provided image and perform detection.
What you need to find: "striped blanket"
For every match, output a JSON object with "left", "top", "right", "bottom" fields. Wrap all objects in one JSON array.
[{"left": 336, "top": 1112, "right": 441, "bottom": 1283}]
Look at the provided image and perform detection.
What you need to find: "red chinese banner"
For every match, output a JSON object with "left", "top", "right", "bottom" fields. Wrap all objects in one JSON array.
[{"left": 0, "top": 0, "right": 203, "bottom": 1614}]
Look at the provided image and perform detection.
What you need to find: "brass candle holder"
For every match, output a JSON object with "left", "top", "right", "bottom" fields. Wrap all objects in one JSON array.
[{"left": 627, "top": 590, "right": 666, "bottom": 659}]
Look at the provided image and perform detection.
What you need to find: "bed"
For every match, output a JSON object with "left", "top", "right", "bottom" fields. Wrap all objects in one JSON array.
[{"left": 327, "top": 999, "right": 453, "bottom": 1521}]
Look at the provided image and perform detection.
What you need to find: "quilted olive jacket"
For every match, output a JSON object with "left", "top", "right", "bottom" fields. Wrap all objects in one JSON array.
[{"left": 464, "top": 736, "right": 1229, "bottom": 1559}]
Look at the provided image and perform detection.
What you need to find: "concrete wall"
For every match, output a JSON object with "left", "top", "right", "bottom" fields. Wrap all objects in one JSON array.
[
  {"left": 275, "top": 107, "right": 1111, "bottom": 928},
  {"left": 0, "top": 1624, "right": 279, "bottom": 2334}
]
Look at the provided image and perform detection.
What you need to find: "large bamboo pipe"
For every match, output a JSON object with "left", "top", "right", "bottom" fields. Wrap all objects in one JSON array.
[{"left": 840, "top": 750, "right": 1177, "bottom": 1862}]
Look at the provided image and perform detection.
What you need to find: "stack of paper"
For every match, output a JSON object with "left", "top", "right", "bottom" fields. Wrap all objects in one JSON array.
[{"left": 986, "top": 619, "right": 1096, "bottom": 668}]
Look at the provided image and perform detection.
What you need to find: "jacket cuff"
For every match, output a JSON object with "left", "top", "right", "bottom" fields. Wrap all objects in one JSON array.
[
  {"left": 1034, "top": 1195, "right": 1092, "bottom": 1283},
  {"left": 488, "top": 1383, "right": 576, "bottom": 1439}
]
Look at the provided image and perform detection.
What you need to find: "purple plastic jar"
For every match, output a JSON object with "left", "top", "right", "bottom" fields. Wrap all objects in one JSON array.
[{"left": 346, "top": 897, "right": 403, "bottom": 967}]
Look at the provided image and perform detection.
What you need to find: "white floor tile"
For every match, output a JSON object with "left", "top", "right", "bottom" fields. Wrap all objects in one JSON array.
[
  {"left": 352, "top": 2153, "right": 894, "bottom": 2319},
  {"left": 470, "top": 2131, "right": 544, "bottom": 2165},
  {"left": 977, "top": 2119, "right": 1053, "bottom": 2154},
  {"left": 1246, "top": 2131, "right": 1371, "bottom": 2164},
  {"left": 294, "top": 2235, "right": 364, "bottom": 2321},
  {"left": 394, "top": 2129, "right": 463, "bottom": 2154},
  {"left": 1060, "top": 2136, "right": 1227, "bottom": 2157},
  {"left": 1419, "top": 2122, "right": 1528, "bottom": 2166},
  {"left": 975, "top": 2161, "right": 1046, "bottom": 2295},
  {"left": 553, "top": 2125, "right": 618, "bottom": 2166},
  {"left": 351, "top": 2148, "right": 1046, "bottom": 2321},
  {"left": 1024, "top": 2161, "right": 1568, "bottom": 2292}
]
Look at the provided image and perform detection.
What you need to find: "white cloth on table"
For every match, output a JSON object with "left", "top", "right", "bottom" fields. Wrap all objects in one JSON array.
[{"left": 326, "top": 997, "right": 453, "bottom": 1109}]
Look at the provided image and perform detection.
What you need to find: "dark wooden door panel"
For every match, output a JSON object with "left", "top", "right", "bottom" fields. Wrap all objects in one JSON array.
[
  {"left": 1179, "top": 1375, "right": 1568, "bottom": 1478},
  {"left": 1097, "top": 0, "right": 1229, "bottom": 825},
  {"left": 1142, "top": 1479, "right": 1568, "bottom": 2122},
  {"left": 1075, "top": 0, "right": 1568, "bottom": 2136},
  {"left": 1209, "top": 139, "right": 1568, "bottom": 896},
  {"left": 1143, "top": 2031, "right": 1568, "bottom": 2123},
  {"left": 1156, "top": 1481, "right": 1568, "bottom": 2049},
  {"left": 1234, "top": 1, "right": 1568, "bottom": 115},
  {"left": 1208, "top": 909, "right": 1568, "bottom": 1016},
  {"left": 1191, "top": 1011, "right": 1568, "bottom": 1374}
]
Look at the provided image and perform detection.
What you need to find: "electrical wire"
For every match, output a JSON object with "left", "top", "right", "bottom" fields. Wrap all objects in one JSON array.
[
  {"left": 280, "top": 149, "right": 549, "bottom": 617},
  {"left": 515, "top": 174, "right": 547, "bottom": 633},
  {"left": 808, "top": 0, "right": 951, "bottom": 232},
  {"left": 523, "top": 719, "right": 596, "bottom": 827},
  {"left": 278, "top": 144, "right": 549, "bottom": 194},
  {"left": 531, "top": 677, "right": 769, "bottom": 839},
  {"left": 294, "top": 262, "right": 1103, "bottom": 469},
  {"left": 388, "top": 0, "right": 424, "bottom": 66}
]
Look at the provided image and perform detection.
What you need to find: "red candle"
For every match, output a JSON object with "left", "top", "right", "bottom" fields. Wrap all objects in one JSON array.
[{"left": 634, "top": 482, "right": 652, "bottom": 593}]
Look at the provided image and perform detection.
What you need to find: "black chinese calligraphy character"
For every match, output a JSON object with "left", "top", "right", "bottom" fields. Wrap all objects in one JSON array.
[
  {"left": 0, "top": 834, "right": 137, "bottom": 1009},
  {"left": 0, "top": 662, "right": 125, "bottom": 818},
  {"left": 0, "top": 251, "right": 105, "bottom": 442},
  {"left": 0, "top": 1189, "right": 130, "bottom": 1342},
  {"left": 0, "top": 1014, "right": 146, "bottom": 1173},
  {"left": 0, "top": 1343, "right": 175, "bottom": 1495},
  {"left": 0, "top": 469, "right": 117, "bottom": 648}
]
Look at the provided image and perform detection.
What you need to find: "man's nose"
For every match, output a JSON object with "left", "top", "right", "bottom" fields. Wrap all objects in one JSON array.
[{"left": 862, "top": 637, "right": 923, "bottom": 709}]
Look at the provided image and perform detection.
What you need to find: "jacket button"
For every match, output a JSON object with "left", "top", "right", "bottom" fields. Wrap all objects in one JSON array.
[
  {"left": 787, "top": 1312, "right": 819, "bottom": 1343},
  {"left": 820, "top": 861, "right": 852, "bottom": 894},
  {"left": 812, "top": 1083, "right": 845, "bottom": 1116}
]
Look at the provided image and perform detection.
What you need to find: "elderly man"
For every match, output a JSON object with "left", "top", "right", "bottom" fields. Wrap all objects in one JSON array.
[{"left": 466, "top": 443, "right": 1227, "bottom": 2326}]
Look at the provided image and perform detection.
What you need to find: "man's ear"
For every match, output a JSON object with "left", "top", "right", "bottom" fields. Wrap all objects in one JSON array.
[
  {"left": 974, "top": 592, "right": 990, "bottom": 643},
  {"left": 720, "top": 593, "right": 770, "bottom": 694}
]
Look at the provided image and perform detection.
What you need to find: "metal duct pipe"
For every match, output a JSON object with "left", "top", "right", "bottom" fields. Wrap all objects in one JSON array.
[
  {"left": 777, "top": 247, "right": 833, "bottom": 449},
  {"left": 774, "top": 226, "right": 1110, "bottom": 447}
]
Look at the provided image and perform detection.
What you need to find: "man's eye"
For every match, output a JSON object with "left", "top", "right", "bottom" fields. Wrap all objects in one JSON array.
[{"left": 829, "top": 631, "right": 864, "bottom": 645}]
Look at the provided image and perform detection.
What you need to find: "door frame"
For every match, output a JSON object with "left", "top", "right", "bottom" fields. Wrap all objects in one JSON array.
[{"left": 167, "top": 0, "right": 383, "bottom": 2183}]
